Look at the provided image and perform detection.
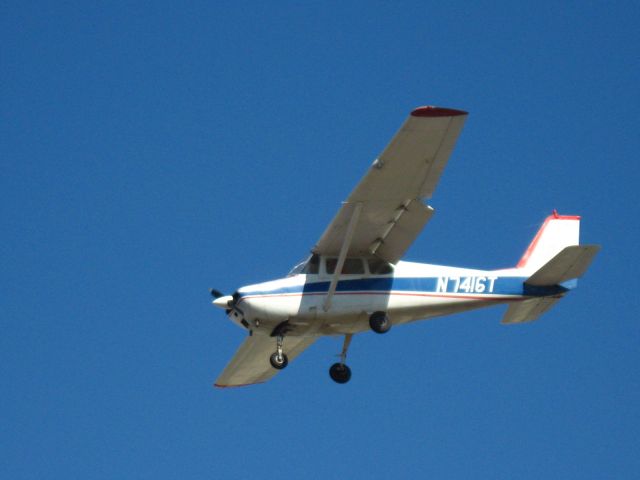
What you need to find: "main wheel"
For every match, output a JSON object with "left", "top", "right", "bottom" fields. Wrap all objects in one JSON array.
[
  {"left": 329, "top": 363, "right": 351, "bottom": 384},
  {"left": 369, "top": 311, "right": 391, "bottom": 334},
  {"left": 269, "top": 352, "right": 289, "bottom": 370}
]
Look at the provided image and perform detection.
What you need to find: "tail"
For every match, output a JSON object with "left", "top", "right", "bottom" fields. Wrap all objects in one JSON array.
[
  {"left": 516, "top": 210, "right": 581, "bottom": 274},
  {"left": 503, "top": 211, "right": 600, "bottom": 324}
]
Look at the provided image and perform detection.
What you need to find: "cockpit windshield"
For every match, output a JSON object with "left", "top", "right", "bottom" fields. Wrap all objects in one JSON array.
[
  {"left": 288, "top": 261, "right": 306, "bottom": 277},
  {"left": 287, "top": 254, "right": 320, "bottom": 276}
]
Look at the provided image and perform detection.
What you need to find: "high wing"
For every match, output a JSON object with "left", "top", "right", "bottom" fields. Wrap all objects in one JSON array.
[
  {"left": 313, "top": 106, "right": 468, "bottom": 264},
  {"left": 214, "top": 334, "right": 317, "bottom": 388}
]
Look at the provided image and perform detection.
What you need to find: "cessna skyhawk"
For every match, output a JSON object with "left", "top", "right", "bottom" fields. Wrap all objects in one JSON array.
[{"left": 211, "top": 106, "right": 600, "bottom": 387}]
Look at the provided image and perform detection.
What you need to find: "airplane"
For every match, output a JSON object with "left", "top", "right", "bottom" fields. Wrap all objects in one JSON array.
[{"left": 211, "top": 105, "right": 600, "bottom": 388}]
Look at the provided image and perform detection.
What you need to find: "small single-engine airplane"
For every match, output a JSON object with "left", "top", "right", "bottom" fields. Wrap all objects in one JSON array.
[{"left": 211, "top": 105, "right": 600, "bottom": 387}]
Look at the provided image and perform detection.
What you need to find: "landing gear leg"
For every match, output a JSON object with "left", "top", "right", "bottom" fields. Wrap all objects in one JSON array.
[
  {"left": 329, "top": 334, "right": 352, "bottom": 384},
  {"left": 269, "top": 321, "right": 292, "bottom": 370},
  {"left": 270, "top": 335, "right": 289, "bottom": 370}
]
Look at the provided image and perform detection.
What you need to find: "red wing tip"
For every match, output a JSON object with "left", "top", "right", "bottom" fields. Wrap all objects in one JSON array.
[
  {"left": 214, "top": 381, "right": 264, "bottom": 389},
  {"left": 411, "top": 106, "right": 468, "bottom": 117}
]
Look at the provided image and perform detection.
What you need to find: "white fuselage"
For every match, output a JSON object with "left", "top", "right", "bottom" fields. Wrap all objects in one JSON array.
[{"left": 225, "top": 260, "right": 565, "bottom": 337}]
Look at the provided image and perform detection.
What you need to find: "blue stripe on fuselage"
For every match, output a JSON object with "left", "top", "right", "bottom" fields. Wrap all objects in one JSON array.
[{"left": 239, "top": 276, "right": 569, "bottom": 298}]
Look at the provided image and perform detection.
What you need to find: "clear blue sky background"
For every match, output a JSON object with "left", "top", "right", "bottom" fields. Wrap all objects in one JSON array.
[{"left": 2, "top": 1, "right": 639, "bottom": 478}]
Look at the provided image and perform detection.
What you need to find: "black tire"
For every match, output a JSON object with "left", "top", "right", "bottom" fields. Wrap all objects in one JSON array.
[
  {"left": 269, "top": 352, "right": 289, "bottom": 370},
  {"left": 329, "top": 363, "right": 352, "bottom": 384},
  {"left": 369, "top": 311, "right": 391, "bottom": 334}
]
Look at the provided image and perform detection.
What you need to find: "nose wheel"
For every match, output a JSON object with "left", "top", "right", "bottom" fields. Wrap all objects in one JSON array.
[
  {"left": 269, "top": 333, "right": 289, "bottom": 370},
  {"left": 329, "top": 333, "right": 353, "bottom": 384},
  {"left": 270, "top": 351, "right": 289, "bottom": 369}
]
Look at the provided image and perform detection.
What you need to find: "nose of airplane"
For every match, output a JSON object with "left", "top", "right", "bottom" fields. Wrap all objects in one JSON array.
[{"left": 212, "top": 295, "right": 233, "bottom": 309}]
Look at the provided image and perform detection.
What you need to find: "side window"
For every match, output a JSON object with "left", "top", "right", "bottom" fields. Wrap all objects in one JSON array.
[
  {"left": 325, "top": 257, "right": 338, "bottom": 275},
  {"left": 325, "top": 257, "right": 364, "bottom": 274},
  {"left": 343, "top": 258, "right": 364, "bottom": 274},
  {"left": 368, "top": 258, "right": 393, "bottom": 275}
]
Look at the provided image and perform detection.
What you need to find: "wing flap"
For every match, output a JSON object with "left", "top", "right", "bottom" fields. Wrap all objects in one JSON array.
[
  {"left": 372, "top": 200, "right": 434, "bottom": 264},
  {"left": 314, "top": 200, "right": 434, "bottom": 263},
  {"left": 214, "top": 334, "right": 316, "bottom": 388}
]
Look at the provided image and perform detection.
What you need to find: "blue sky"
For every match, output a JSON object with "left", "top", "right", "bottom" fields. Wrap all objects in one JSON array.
[{"left": 2, "top": 1, "right": 639, "bottom": 478}]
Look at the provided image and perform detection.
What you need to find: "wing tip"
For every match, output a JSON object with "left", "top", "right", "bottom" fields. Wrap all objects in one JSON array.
[
  {"left": 411, "top": 106, "right": 468, "bottom": 117},
  {"left": 214, "top": 381, "right": 266, "bottom": 389}
]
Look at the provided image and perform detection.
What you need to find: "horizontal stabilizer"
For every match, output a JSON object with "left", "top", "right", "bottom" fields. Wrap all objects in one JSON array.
[
  {"left": 501, "top": 297, "right": 561, "bottom": 324},
  {"left": 525, "top": 245, "right": 601, "bottom": 286}
]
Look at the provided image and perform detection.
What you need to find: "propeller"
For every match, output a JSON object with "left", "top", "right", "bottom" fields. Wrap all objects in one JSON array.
[
  {"left": 210, "top": 289, "right": 225, "bottom": 299},
  {"left": 210, "top": 288, "right": 238, "bottom": 314}
]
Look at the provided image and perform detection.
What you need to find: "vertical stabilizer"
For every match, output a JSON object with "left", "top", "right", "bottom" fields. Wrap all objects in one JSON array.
[{"left": 516, "top": 211, "right": 580, "bottom": 274}]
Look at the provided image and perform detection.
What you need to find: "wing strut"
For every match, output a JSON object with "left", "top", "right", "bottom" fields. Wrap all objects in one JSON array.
[{"left": 323, "top": 202, "right": 362, "bottom": 312}]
